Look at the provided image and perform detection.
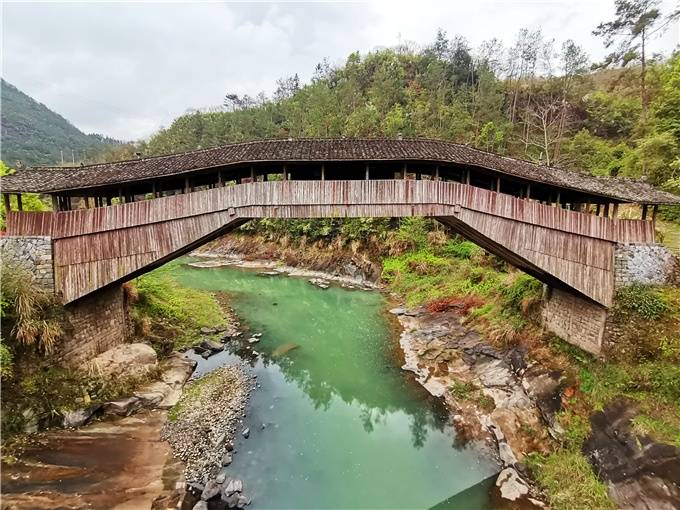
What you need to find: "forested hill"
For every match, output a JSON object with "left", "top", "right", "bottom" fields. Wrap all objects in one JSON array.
[
  {"left": 0, "top": 80, "right": 118, "bottom": 167},
  {"left": 144, "top": 32, "right": 680, "bottom": 192}
]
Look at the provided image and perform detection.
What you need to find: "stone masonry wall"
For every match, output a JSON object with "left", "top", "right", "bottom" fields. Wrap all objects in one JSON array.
[
  {"left": 60, "top": 285, "right": 131, "bottom": 365},
  {"left": 614, "top": 243, "right": 680, "bottom": 288},
  {"left": 541, "top": 286, "right": 608, "bottom": 355},
  {"left": 0, "top": 236, "right": 54, "bottom": 291}
]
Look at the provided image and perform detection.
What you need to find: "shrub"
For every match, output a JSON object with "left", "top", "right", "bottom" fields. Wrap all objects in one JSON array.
[
  {"left": 0, "top": 265, "right": 64, "bottom": 353},
  {"left": 443, "top": 239, "right": 482, "bottom": 259},
  {"left": 615, "top": 284, "right": 669, "bottom": 320},
  {"left": 502, "top": 274, "right": 543, "bottom": 312},
  {"left": 0, "top": 340, "right": 13, "bottom": 379}
]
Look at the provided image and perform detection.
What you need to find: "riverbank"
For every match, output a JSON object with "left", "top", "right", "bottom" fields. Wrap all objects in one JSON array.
[{"left": 201, "top": 226, "right": 680, "bottom": 510}]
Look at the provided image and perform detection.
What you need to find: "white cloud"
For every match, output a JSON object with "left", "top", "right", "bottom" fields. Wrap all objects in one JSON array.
[{"left": 2, "top": 0, "right": 678, "bottom": 140}]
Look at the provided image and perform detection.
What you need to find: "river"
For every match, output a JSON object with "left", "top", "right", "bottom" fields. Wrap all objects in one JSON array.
[{"left": 174, "top": 260, "right": 498, "bottom": 509}]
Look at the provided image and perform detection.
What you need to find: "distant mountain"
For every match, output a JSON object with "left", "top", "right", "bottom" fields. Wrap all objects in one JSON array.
[{"left": 1, "top": 79, "right": 119, "bottom": 167}]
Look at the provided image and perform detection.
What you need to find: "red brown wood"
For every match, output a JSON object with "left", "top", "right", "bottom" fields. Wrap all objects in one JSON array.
[{"left": 6, "top": 180, "right": 656, "bottom": 306}]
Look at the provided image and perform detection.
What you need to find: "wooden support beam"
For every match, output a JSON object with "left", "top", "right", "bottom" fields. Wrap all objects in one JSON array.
[
  {"left": 642, "top": 204, "right": 648, "bottom": 220},
  {"left": 603, "top": 203, "right": 610, "bottom": 218},
  {"left": 612, "top": 203, "right": 619, "bottom": 219},
  {"left": 365, "top": 163, "right": 370, "bottom": 180},
  {"left": 465, "top": 169, "right": 470, "bottom": 185},
  {"left": 555, "top": 191, "right": 561, "bottom": 207},
  {"left": 434, "top": 165, "right": 439, "bottom": 181},
  {"left": 652, "top": 204, "right": 658, "bottom": 223},
  {"left": 595, "top": 204, "right": 601, "bottom": 216},
  {"left": 152, "top": 181, "right": 157, "bottom": 199},
  {"left": 3, "top": 193, "right": 11, "bottom": 212},
  {"left": 184, "top": 177, "right": 191, "bottom": 194},
  {"left": 16, "top": 194, "right": 23, "bottom": 211},
  {"left": 495, "top": 177, "right": 501, "bottom": 193},
  {"left": 283, "top": 165, "right": 288, "bottom": 181},
  {"left": 250, "top": 166, "right": 255, "bottom": 182},
  {"left": 402, "top": 162, "right": 407, "bottom": 179},
  {"left": 321, "top": 163, "right": 325, "bottom": 181},
  {"left": 526, "top": 184, "right": 531, "bottom": 200},
  {"left": 51, "top": 195, "right": 59, "bottom": 211}
]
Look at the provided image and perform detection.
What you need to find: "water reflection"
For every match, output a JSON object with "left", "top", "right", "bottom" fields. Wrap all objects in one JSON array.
[{"left": 176, "top": 261, "right": 498, "bottom": 509}]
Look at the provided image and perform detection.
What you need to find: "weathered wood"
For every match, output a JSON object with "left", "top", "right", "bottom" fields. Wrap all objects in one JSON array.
[{"left": 5, "top": 180, "right": 656, "bottom": 306}]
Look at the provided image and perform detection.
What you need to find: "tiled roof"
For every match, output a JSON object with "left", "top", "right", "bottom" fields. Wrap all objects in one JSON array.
[{"left": 2, "top": 138, "right": 679, "bottom": 204}]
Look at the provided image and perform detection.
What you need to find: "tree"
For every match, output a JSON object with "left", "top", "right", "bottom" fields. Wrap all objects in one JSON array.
[{"left": 593, "top": 0, "right": 678, "bottom": 118}]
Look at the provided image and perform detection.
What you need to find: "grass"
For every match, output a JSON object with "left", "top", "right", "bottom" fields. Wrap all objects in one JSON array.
[
  {"left": 380, "top": 234, "right": 679, "bottom": 510},
  {"left": 131, "top": 260, "right": 227, "bottom": 349},
  {"left": 167, "top": 369, "right": 218, "bottom": 422},
  {"left": 657, "top": 219, "right": 680, "bottom": 255},
  {"left": 526, "top": 451, "right": 615, "bottom": 510}
]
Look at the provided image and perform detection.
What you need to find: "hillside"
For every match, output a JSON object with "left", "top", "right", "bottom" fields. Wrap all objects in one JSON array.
[{"left": 0, "top": 80, "right": 118, "bottom": 167}]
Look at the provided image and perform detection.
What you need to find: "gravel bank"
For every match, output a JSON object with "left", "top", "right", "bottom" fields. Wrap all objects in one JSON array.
[{"left": 161, "top": 364, "right": 254, "bottom": 484}]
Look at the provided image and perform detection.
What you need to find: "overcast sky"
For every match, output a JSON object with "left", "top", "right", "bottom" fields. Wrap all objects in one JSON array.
[{"left": 2, "top": 0, "right": 679, "bottom": 141}]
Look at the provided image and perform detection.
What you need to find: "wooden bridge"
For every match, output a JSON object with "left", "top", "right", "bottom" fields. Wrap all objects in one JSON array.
[{"left": 2, "top": 138, "right": 678, "bottom": 308}]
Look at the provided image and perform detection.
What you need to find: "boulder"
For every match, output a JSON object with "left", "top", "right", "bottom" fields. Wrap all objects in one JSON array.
[
  {"left": 200, "top": 339, "right": 224, "bottom": 353},
  {"left": 223, "top": 478, "right": 243, "bottom": 495},
  {"left": 192, "top": 501, "right": 208, "bottom": 510},
  {"left": 102, "top": 396, "right": 144, "bottom": 416},
  {"left": 88, "top": 343, "right": 157, "bottom": 379},
  {"left": 222, "top": 452, "right": 233, "bottom": 466},
  {"left": 62, "top": 404, "right": 102, "bottom": 428},
  {"left": 496, "top": 467, "right": 529, "bottom": 501},
  {"left": 201, "top": 479, "right": 221, "bottom": 500}
]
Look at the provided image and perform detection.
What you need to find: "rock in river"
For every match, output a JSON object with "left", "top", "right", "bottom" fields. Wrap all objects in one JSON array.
[{"left": 242, "top": 428, "right": 250, "bottom": 439}]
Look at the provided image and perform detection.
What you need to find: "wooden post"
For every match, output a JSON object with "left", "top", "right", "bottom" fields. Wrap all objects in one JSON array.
[
  {"left": 584, "top": 201, "right": 590, "bottom": 214},
  {"left": 51, "top": 195, "right": 59, "bottom": 211},
  {"left": 321, "top": 163, "right": 325, "bottom": 181},
  {"left": 365, "top": 163, "right": 370, "bottom": 180},
  {"left": 652, "top": 204, "right": 658, "bottom": 224},
  {"left": 526, "top": 184, "right": 531, "bottom": 200},
  {"left": 465, "top": 169, "right": 470, "bottom": 185},
  {"left": 603, "top": 203, "right": 610, "bottom": 218},
  {"left": 642, "top": 204, "right": 648, "bottom": 220},
  {"left": 402, "top": 162, "right": 407, "bottom": 179},
  {"left": 118, "top": 187, "right": 123, "bottom": 204},
  {"left": 283, "top": 165, "right": 288, "bottom": 181},
  {"left": 152, "top": 181, "right": 157, "bottom": 199},
  {"left": 555, "top": 191, "right": 561, "bottom": 207},
  {"left": 250, "top": 167, "right": 255, "bottom": 182},
  {"left": 612, "top": 203, "right": 619, "bottom": 219},
  {"left": 434, "top": 165, "right": 439, "bottom": 181},
  {"left": 16, "top": 194, "right": 23, "bottom": 211},
  {"left": 495, "top": 177, "right": 501, "bottom": 193},
  {"left": 3, "top": 193, "right": 11, "bottom": 212},
  {"left": 595, "top": 204, "right": 601, "bottom": 216},
  {"left": 184, "top": 177, "right": 191, "bottom": 194}
]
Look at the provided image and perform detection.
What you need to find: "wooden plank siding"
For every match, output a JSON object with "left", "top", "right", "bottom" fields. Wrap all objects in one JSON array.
[{"left": 5, "top": 180, "right": 656, "bottom": 306}]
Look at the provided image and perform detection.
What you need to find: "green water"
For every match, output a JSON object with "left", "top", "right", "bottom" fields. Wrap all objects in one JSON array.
[{"left": 173, "top": 261, "right": 498, "bottom": 509}]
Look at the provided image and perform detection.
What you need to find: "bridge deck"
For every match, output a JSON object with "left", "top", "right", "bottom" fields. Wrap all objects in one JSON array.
[{"left": 6, "top": 180, "right": 655, "bottom": 307}]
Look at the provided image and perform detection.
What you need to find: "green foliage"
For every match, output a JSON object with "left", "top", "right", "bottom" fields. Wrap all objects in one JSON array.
[
  {"left": 653, "top": 53, "right": 680, "bottom": 139},
  {"left": 0, "top": 340, "right": 13, "bottom": 379},
  {"left": 132, "top": 262, "right": 226, "bottom": 348},
  {"left": 526, "top": 451, "right": 615, "bottom": 510},
  {"left": 501, "top": 274, "right": 542, "bottom": 312},
  {"left": 632, "top": 414, "right": 680, "bottom": 446},
  {"left": 583, "top": 91, "right": 642, "bottom": 138},
  {"left": 394, "top": 218, "right": 430, "bottom": 251},
  {"left": 0, "top": 264, "right": 65, "bottom": 353},
  {"left": 442, "top": 239, "right": 482, "bottom": 259},
  {"left": 615, "top": 284, "right": 669, "bottom": 320},
  {"left": 1, "top": 80, "right": 118, "bottom": 166}
]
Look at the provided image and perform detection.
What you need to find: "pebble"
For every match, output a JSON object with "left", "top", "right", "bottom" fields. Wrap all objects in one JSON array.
[{"left": 242, "top": 428, "right": 250, "bottom": 438}]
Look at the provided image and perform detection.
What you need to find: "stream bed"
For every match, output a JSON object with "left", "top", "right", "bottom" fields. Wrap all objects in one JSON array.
[{"left": 175, "top": 260, "right": 498, "bottom": 509}]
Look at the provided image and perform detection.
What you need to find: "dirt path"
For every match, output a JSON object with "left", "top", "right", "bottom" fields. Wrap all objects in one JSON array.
[{"left": 1, "top": 410, "right": 183, "bottom": 510}]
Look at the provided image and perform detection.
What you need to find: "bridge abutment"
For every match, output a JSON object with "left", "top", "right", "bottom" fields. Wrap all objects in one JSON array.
[
  {"left": 60, "top": 285, "right": 131, "bottom": 365},
  {"left": 541, "top": 243, "right": 679, "bottom": 356}
]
